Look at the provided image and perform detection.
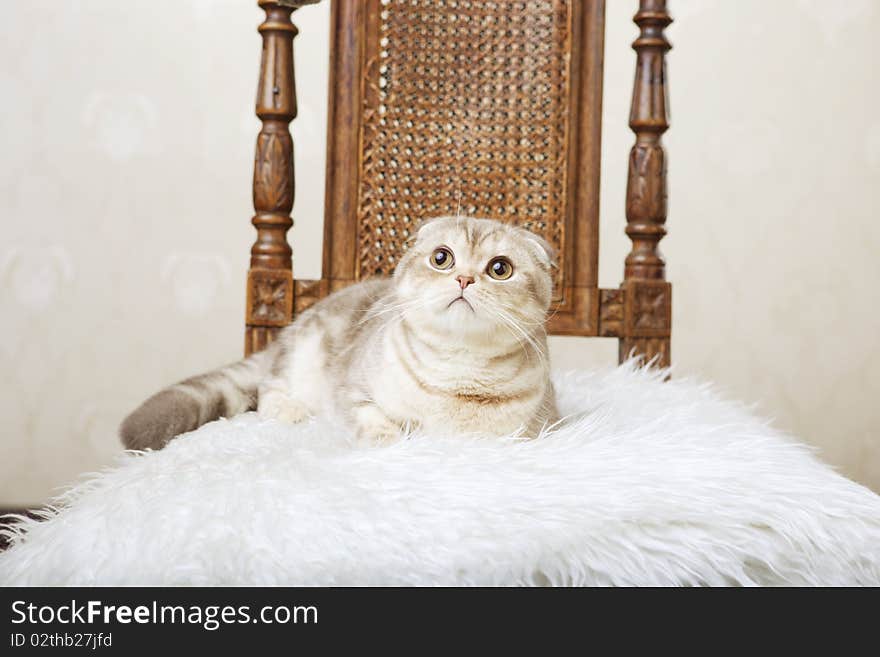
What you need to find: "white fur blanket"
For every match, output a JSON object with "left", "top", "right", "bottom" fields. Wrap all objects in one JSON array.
[{"left": 2, "top": 363, "right": 879, "bottom": 586}]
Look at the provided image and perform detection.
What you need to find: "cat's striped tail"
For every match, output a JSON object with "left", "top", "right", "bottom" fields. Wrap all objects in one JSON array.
[{"left": 119, "top": 346, "right": 277, "bottom": 450}]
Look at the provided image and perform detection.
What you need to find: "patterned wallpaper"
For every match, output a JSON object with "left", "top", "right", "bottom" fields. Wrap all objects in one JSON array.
[{"left": 0, "top": 0, "right": 877, "bottom": 505}]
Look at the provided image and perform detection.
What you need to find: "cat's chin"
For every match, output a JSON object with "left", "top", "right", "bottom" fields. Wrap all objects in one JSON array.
[{"left": 412, "top": 313, "right": 514, "bottom": 346}]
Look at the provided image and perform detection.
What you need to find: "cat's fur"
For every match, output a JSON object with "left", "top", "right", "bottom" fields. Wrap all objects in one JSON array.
[{"left": 120, "top": 217, "right": 558, "bottom": 449}]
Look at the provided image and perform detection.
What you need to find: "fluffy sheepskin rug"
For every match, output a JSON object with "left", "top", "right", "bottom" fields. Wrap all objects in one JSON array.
[{"left": 2, "top": 363, "right": 879, "bottom": 586}]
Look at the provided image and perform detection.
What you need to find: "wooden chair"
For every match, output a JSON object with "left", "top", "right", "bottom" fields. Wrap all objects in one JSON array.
[{"left": 245, "top": 0, "right": 671, "bottom": 367}]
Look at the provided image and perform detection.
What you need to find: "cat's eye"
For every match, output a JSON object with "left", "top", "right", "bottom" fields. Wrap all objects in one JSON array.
[
  {"left": 429, "top": 247, "right": 455, "bottom": 270},
  {"left": 486, "top": 257, "right": 513, "bottom": 280}
]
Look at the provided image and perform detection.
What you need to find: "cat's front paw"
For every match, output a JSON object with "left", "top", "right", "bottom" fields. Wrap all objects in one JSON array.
[
  {"left": 354, "top": 405, "right": 404, "bottom": 445},
  {"left": 258, "top": 388, "right": 311, "bottom": 425}
]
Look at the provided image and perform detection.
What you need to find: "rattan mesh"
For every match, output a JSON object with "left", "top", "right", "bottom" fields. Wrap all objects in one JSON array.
[{"left": 357, "top": 0, "right": 572, "bottom": 295}]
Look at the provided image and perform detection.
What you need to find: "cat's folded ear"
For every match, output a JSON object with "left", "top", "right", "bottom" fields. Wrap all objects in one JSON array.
[
  {"left": 413, "top": 217, "right": 433, "bottom": 235},
  {"left": 413, "top": 216, "right": 446, "bottom": 236},
  {"left": 406, "top": 216, "right": 443, "bottom": 246},
  {"left": 518, "top": 229, "right": 557, "bottom": 270}
]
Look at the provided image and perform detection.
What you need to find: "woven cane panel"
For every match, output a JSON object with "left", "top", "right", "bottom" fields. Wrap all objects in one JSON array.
[{"left": 358, "top": 0, "right": 572, "bottom": 297}]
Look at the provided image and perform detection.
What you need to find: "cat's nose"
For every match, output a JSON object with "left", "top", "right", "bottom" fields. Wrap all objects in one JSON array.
[{"left": 456, "top": 275, "right": 475, "bottom": 290}]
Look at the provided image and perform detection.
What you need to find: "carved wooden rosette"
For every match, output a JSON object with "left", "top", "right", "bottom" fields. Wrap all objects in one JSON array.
[
  {"left": 245, "top": 0, "right": 319, "bottom": 355},
  {"left": 620, "top": 0, "right": 672, "bottom": 367}
]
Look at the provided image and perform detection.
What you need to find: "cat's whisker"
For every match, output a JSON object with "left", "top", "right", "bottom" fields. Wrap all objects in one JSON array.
[
  {"left": 499, "top": 311, "right": 548, "bottom": 366},
  {"left": 490, "top": 298, "right": 552, "bottom": 329},
  {"left": 488, "top": 306, "right": 547, "bottom": 367},
  {"left": 366, "top": 291, "right": 451, "bottom": 331},
  {"left": 357, "top": 294, "right": 440, "bottom": 325}
]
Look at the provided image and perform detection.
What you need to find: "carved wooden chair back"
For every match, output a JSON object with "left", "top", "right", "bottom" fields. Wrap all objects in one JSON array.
[{"left": 245, "top": 0, "right": 672, "bottom": 367}]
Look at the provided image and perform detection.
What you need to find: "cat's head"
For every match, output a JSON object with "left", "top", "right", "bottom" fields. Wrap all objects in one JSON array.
[{"left": 393, "top": 216, "right": 555, "bottom": 341}]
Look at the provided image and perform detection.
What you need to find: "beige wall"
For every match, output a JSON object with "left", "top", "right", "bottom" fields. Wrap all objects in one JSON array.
[{"left": 1, "top": 0, "right": 877, "bottom": 505}]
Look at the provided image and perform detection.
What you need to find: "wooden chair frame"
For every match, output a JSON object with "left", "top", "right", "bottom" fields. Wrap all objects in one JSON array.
[{"left": 245, "top": 0, "right": 671, "bottom": 366}]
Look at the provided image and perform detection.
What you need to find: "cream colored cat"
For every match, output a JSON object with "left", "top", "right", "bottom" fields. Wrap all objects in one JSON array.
[{"left": 120, "top": 216, "right": 558, "bottom": 449}]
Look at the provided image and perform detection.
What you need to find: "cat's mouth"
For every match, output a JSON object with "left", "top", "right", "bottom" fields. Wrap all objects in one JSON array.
[{"left": 446, "top": 296, "right": 474, "bottom": 312}]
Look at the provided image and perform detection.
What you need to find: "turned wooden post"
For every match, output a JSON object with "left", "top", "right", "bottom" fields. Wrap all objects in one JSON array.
[
  {"left": 619, "top": 0, "right": 672, "bottom": 367},
  {"left": 245, "top": 0, "right": 318, "bottom": 356}
]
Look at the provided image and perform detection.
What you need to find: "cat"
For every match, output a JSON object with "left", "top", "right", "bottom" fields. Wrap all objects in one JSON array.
[{"left": 119, "top": 216, "right": 559, "bottom": 449}]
